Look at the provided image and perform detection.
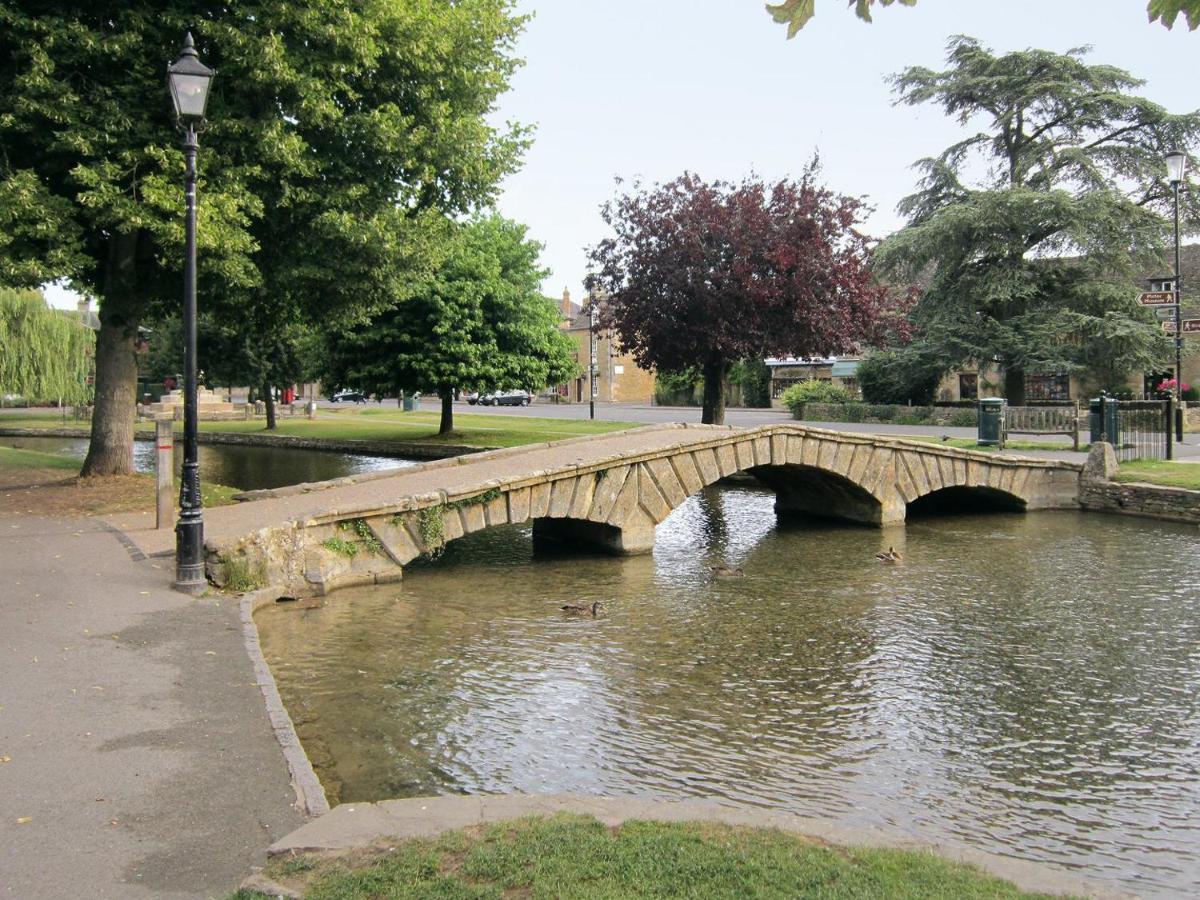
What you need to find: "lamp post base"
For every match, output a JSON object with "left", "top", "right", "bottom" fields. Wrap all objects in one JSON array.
[{"left": 174, "top": 518, "right": 207, "bottom": 595}]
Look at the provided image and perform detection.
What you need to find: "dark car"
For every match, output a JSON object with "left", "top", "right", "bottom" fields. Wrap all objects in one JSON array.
[
  {"left": 479, "top": 389, "right": 531, "bottom": 406},
  {"left": 330, "top": 389, "right": 367, "bottom": 404}
]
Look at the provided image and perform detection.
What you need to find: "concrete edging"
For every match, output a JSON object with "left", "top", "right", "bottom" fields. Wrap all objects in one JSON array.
[
  {"left": 265, "top": 794, "right": 1127, "bottom": 899},
  {"left": 239, "top": 584, "right": 330, "bottom": 818}
]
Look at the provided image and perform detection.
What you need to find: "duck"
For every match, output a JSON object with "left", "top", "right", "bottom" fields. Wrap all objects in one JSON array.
[
  {"left": 874, "top": 547, "right": 902, "bottom": 563},
  {"left": 710, "top": 566, "right": 744, "bottom": 578},
  {"left": 562, "top": 601, "right": 603, "bottom": 616}
]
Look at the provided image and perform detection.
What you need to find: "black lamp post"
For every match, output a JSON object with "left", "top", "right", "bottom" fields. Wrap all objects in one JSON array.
[
  {"left": 1165, "top": 150, "right": 1187, "bottom": 442},
  {"left": 168, "top": 33, "right": 215, "bottom": 594}
]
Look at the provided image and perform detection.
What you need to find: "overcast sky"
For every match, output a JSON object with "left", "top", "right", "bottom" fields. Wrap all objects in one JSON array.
[
  {"left": 45, "top": 0, "right": 1197, "bottom": 311},
  {"left": 490, "top": 0, "right": 1198, "bottom": 300}
]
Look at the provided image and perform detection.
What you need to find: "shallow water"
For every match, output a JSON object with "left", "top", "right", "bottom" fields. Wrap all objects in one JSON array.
[
  {"left": 257, "top": 487, "right": 1200, "bottom": 897},
  {"left": 0, "top": 434, "right": 415, "bottom": 491}
]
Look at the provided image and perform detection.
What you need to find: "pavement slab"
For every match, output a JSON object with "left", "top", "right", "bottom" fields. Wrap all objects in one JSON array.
[{"left": 0, "top": 516, "right": 304, "bottom": 899}]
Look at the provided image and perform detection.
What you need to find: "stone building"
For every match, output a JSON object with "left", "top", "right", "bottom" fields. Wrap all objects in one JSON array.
[{"left": 554, "top": 288, "right": 656, "bottom": 405}]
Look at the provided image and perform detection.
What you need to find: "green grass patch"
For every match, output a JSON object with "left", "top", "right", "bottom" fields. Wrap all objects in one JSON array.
[
  {"left": 192, "top": 409, "right": 637, "bottom": 448},
  {"left": 897, "top": 436, "right": 1087, "bottom": 453},
  {"left": 0, "top": 444, "right": 82, "bottom": 470},
  {"left": 1114, "top": 459, "right": 1200, "bottom": 490},
  {"left": 237, "top": 814, "right": 1062, "bottom": 900}
]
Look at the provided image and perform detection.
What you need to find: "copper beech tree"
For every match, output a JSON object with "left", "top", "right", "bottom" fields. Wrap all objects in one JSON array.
[{"left": 586, "top": 168, "right": 905, "bottom": 424}]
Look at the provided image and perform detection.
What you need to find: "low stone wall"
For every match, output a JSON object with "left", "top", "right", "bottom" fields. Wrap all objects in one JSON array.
[{"left": 1079, "top": 442, "right": 1200, "bottom": 524}]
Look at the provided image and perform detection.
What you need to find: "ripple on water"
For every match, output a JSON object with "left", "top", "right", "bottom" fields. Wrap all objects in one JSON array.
[{"left": 257, "top": 487, "right": 1200, "bottom": 898}]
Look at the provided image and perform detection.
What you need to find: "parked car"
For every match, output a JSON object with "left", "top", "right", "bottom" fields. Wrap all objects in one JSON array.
[
  {"left": 465, "top": 391, "right": 480, "bottom": 405},
  {"left": 480, "top": 389, "right": 531, "bottom": 406},
  {"left": 329, "top": 389, "right": 367, "bottom": 404}
]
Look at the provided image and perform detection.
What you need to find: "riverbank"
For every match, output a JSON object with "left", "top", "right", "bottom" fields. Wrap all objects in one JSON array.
[{"left": 242, "top": 802, "right": 1117, "bottom": 899}]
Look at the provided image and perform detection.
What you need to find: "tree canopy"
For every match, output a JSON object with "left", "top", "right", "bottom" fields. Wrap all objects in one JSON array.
[
  {"left": 587, "top": 166, "right": 905, "bottom": 424},
  {"left": 765, "top": 0, "right": 1200, "bottom": 36},
  {"left": 321, "top": 215, "right": 579, "bottom": 434},
  {"left": 0, "top": 288, "right": 94, "bottom": 406},
  {"left": 875, "top": 37, "right": 1199, "bottom": 403},
  {"left": 0, "top": 1, "right": 528, "bottom": 472}
]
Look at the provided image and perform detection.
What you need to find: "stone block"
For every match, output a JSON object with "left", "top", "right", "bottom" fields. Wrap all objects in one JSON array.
[
  {"left": 672, "top": 453, "right": 704, "bottom": 495},
  {"left": 753, "top": 436, "right": 771, "bottom": 467},
  {"left": 692, "top": 448, "right": 721, "bottom": 486},
  {"left": 548, "top": 478, "right": 576, "bottom": 518},
  {"left": 460, "top": 502, "right": 486, "bottom": 534},
  {"left": 606, "top": 469, "right": 642, "bottom": 527},
  {"left": 735, "top": 441, "right": 755, "bottom": 472},
  {"left": 637, "top": 463, "right": 672, "bottom": 523},
  {"left": 832, "top": 443, "right": 854, "bottom": 476},
  {"left": 569, "top": 472, "right": 599, "bottom": 519},
  {"left": 529, "top": 481, "right": 552, "bottom": 518},
  {"left": 484, "top": 494, "right": 508, "bottom": 527},
  {"left": 507, "top": 486, "right": 531, "bottom": 524},
  {"left": 802, "top": 436, "right": 820, "bottom": 467},
  {"left": 442, "top": 507, "right": 465, "bottom": 542},
  {"left": 771, "top": 434, "right": 787, "bottom": 466},
  {"left": 716, "top": 444, "right": 738, "bottom": 476},
  {"left": 645, "top": 457, "right": 686, "bottom": 507},
  {"left": 588, "top": 466, "right": 630, "bottom": 522}
]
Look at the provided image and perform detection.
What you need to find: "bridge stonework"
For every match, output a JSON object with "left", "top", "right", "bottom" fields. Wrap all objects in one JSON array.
[{"left": 211, "top": 425, "right": 1081, "bottom": 597}]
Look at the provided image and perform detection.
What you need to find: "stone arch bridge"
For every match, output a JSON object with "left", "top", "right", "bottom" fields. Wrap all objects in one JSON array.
[{"left": 185, "top": 424, "right": 1081, "bottom": 597}]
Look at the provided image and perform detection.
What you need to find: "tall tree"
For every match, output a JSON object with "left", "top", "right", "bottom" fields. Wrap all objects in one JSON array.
[
  {"left": 0, "top": 288, "right": 94, "bottom": 407},
  {"left": 876, "top": 37, "right": 1199, "bottom": 403},
  {"left": 765, "top": 1, "right": 1200, "bottom": 36},
  {"left": 587, "top": 166, "right": 904, "bottom": 425},
  {"left": 0, "top": 1, "right": 527, "bottom": 474},
  {"left": 322, "top": 216, "right": 578, "bottom": 435}
]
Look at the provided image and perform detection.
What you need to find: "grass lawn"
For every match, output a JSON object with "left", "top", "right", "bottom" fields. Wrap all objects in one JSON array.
[
  {"left": 0, "top": 445, "right": 239, "bottom": 517},
  {"left": 1114, "top": 459, "right": 1200, "bottom": 490},
  {"left": 896, "top": 435, "right": 1086, "bottom": 453},
  {"left": 0, "top": 409, "right": 640, "bottom": 449},
  {"left": 234, "top": 814, "right": 1059, "bottom": 900}
]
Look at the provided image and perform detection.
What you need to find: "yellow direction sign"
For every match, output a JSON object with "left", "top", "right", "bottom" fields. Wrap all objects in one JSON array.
[
  {"left": 1161, "top": 319, "right": 1200, "bottom": 335},
  {"left": 1139, "top": 291, "right": 1177, "bottom": 306}
]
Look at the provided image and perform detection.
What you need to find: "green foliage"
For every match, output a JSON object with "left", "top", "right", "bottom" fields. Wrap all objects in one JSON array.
[
  {"left": 729, "top": 359, "right": 772, "bottom": 407},
  {"left": 321, "top": 535, "right": 358, "bottom": 559},
  {"left": 0, "top": 2, "right": 530, "bottom": 468},
  {"left": 780, "top": 379, "right": 851, "bottom": 416},
  {"left": 0, "top": 288, "right": 94, "bottom": 404},
  {"left": 858, "top": 348, "right": 943, "bottom": 405},
  {"left": 767, "top": 1, "right": 1200, "bottom": 36},
  {"left": 344, "top": 519, "right": 381, "bottom": 556},
  {"left": 1182, "top": 386, "right": 1200, "bottom": 402},
  {"left": 222, "top": 556, "right": 265, "bottom": 593},
  {"left": 767, "top": 0, "right": 917, "bottom": 38},
  {"left": 877, "top": 38, "right": 1198, "bottom": 401},
  {"left": 415, "top": 507, "right": 446, "bottom": 558},
  {"left": 321, "top": 215, "right": 579, "bottom": 430}
]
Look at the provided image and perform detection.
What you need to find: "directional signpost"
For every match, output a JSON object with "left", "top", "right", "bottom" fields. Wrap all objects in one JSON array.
[
  {"left": 1161, "top": 319, "right": 1200, "bottom": 335},
  {"left": 1139, "top": 290, "right": 1177, "bottom": 306}
]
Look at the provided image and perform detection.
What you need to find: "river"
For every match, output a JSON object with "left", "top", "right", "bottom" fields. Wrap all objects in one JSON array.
[{"left": 257, "top": 484, "right": 1200, "bottom": 898}]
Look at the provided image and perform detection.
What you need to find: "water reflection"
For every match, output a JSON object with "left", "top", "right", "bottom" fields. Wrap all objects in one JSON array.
[
  {"left": 257, "top": 486, "right": 1200, "bottom": 897},
  {"left": 0, "top": 435, "right": 414, "bottom": 491}
]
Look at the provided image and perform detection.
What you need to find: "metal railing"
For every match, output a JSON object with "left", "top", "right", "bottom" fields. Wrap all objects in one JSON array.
[{"left": 1089, "top": 396, "right": 1174, "bottom": 461}]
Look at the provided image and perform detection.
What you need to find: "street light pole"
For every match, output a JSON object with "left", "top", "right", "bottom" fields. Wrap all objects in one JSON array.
[
  {"left": 1166, "top": 150, "right": 1187, "bottom": 442},
  {"left": 168, "top": 33, "right": 215, "bottom": 594},
  {"left": 588, "top": 300, "right": 597, "bottom": 421}
]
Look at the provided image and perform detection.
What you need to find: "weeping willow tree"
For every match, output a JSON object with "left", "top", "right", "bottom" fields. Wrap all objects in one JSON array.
[{"left": 0, "top": 288, "right": 94, "bottom": 407}]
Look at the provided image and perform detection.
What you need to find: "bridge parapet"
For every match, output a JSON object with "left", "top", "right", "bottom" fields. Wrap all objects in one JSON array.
[{"left": 207, "top": 423, "right": 1082, "bottom": 597}]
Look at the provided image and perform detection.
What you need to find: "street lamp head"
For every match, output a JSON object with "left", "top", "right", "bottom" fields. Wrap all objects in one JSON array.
[
  {"left": 1164, "top": 150, "right": 1187, "bottom": 186},
  {"left": 167, "top": 32, "right": 215, "bottom": 123}
]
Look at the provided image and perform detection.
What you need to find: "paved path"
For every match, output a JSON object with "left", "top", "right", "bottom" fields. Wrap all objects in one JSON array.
[{"left": 0, "top": 515, "right": 304, "bottom": 899}]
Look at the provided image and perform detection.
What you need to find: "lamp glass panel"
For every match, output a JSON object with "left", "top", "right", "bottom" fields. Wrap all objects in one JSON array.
[
  {"left": 1165, "top": 152, "right": 1187, "bottom": 184},
  {"left": 170, "top": 73, "right": 211, "bottom": 118}
]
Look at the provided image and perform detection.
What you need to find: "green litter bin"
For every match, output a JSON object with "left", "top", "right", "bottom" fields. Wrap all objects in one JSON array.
[
  {"left": 402, "top": 394, "right": 420, "bottom": 412},
  {"left": 977, "top": 397, "right": 1005, "bottom": 446}
]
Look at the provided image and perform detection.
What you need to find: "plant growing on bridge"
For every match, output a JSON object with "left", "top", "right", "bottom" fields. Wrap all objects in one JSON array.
[
  {"left": 875, "top": 38, "right": 1199, "bottom": 405},
  {"left": 408, "top": 488, "right": 504, "bottom": 559},
  {"left": 587, "top": 162, "right": 906, "bottom": 425}
]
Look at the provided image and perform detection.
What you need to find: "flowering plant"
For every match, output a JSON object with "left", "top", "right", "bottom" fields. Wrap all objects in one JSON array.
[{"left": 1156, "top": 378, "right": 1191, "bottom": 392}]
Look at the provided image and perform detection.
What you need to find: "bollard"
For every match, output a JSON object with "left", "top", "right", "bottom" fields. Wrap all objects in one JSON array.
[
  {"left": 306, "top": 398, "right": 317, "bottom": 419},
  {"left": 155, "top": 418, "right": 174, "bottom": 530}
]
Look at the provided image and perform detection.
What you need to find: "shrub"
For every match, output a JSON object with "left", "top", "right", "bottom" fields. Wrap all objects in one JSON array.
[
  {"left": 858, "top": 348, "right": 943, "bottom": 405},
  {"left": 780, "top": 380, "right": 851, "bottom": 417},
  {"left": 867, "top": 404, "right": 895, "bottom": 421},
  {"left": 842, "top": 403, "right": 865, "bottom": 422},
  {"left": 948, "top": 409, "right": 977, "bottom": 427}
]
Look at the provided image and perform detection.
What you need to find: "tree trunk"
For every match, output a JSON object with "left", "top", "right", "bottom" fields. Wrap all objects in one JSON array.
[
  {"left": 439, "top": 385, "right": 453, "bottom": 434},
  {"left": 80, "top": 312, "right": 139, "bottom": 476},
  {"left": 263, "top": 380, "right": 277, "bottom": 430},
  {"left": 701, "top": 358, "right": 728, "bottom": 425},
  {"left": 1004, "top": 366, "right": 1026, "bottom": 407},
  {"left": 81, "top": 233, "right": 142, "bottom": 477}
]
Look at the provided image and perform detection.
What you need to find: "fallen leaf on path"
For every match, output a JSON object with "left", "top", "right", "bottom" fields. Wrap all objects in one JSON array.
[
  {"left": 0, "top": 755, "right": 11, "bottom": 763},
  {"left": 16, "top": 817, "right": 31, "bottom": 825}
]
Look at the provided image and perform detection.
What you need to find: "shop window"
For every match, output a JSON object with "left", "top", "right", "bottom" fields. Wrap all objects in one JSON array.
[
  {"left": 1025, "top": 373, "right": 1070, "bottom": 401},
  {"left": 958, "top": 374, "right": 978, "bottom": 400}
]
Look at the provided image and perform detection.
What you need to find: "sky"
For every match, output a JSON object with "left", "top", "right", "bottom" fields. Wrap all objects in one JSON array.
[
  {"left": 488, "top": 0, "right": 1199, "bottom": 301},
  {"left": 44, "top": 0, "right": 1198, "bottom": 311}
]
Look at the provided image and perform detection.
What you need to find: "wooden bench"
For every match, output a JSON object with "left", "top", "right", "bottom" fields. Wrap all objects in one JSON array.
[{"left": 1003, "top": 405, "right": 1080, "bottom": 450}]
